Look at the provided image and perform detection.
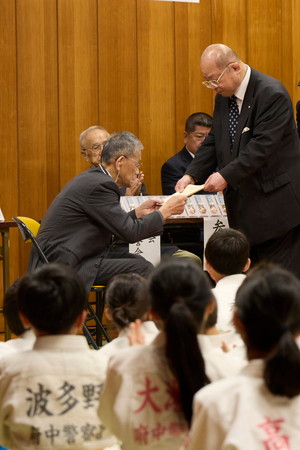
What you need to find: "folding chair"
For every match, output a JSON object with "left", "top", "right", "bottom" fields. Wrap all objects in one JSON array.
[{"left": 13, "top": 216, "right": 110, "bottom": 349}]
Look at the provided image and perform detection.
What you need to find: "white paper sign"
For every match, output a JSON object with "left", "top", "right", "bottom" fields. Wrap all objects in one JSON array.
[
  {"left": 0, "top": 208, "right": 5, "bottom": 222},
  {"left": 203, "top": 216, "right": 229, "bottom": 262},
  {"left": 129, "top": 236, "right": 161, "bottom": 266}
]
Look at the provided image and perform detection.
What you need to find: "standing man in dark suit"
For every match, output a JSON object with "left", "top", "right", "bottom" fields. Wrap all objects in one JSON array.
[
  {"left": 28, "top": 132, "right": 187, "bottom": 291},
  {"left": 161, "top": 112, "right": 212, "bottom": 195},
  {"left": 176, "top": 44, "right": 300, "bottom": 278}
]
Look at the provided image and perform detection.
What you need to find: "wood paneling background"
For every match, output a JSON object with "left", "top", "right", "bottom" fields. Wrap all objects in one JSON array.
[{"left": 1, "top": 0, "right": 300, "bottom": 322}]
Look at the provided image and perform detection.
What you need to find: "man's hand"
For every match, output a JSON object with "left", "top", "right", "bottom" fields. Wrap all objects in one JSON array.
[
  {"left": 125, "top": 172, "right": 145, "bottom": 196},
  {"left": 175, "top": 174, "right": 194, "bottom": 192},
  {"left": 128, "top": 319, "right": 145, "bottom": 346},
  {"left": 159, "top": 194, "right": 187, "bottom": 220},
  {"left": 204, "top": 172, "right": 227, "bottom": 191},
  {"left": 135, "top": 198, "right": 161, "bottom": 218}
]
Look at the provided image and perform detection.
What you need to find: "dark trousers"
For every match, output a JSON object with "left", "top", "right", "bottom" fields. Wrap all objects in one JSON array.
[
  {"left": 94, "top": 251, "right": 154, "bottom": 285},
  {"left": 250, "top": 224, "right": 300, "bottom": 279}
]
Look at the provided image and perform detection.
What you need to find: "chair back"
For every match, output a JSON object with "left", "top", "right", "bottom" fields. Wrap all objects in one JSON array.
[
  {"left": 13, "top": 217, "right": 110, "bottom": 348},
  {"left": 13, "top": 216, "right": 49, "bottom": 264}
]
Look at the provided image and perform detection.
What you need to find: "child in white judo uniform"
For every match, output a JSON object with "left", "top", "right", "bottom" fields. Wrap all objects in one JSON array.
[
  {"left": 98, "top": 273, "right": 159, "bottom": 368},
  {"left": 0, "top": 263, "right": 119, "bottom": 450},
  {"left": 99, "top": 259, "right": 245, "bottom": 449},
  {"left": 185, "top": 264, "right": 300, "bottom": 450}
]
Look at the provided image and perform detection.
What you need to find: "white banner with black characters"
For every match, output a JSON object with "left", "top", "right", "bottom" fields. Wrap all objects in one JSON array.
[{"left": 129, "top": 236, "right": 161, "bottom": 266}]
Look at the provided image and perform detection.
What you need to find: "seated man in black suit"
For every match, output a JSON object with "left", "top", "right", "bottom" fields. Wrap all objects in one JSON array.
[
  {"left": 28, "top": 131, "right": 188, "bottom": 290},
  {"left": 80, "top": 125, "right": 202, "bottom": 264},
  {"left": 161, "top": 112, "right": 212, "bottom": 195}
]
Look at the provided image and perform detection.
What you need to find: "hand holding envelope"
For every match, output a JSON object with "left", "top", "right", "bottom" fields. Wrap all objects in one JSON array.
[{"left": 163, "top": 184, "right": 206, "bottom": 203}]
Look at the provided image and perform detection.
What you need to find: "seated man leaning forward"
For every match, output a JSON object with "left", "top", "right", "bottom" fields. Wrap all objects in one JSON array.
[
  {"left": 28, "top": 131, "right": 187, "bottom": 290},
  {"left": 80, "top": 125, "right": 202, "bottom": 265}
]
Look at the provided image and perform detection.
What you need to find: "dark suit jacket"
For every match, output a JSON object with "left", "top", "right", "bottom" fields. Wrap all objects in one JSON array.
[
  {"left": 186, "top": 68, "right": 300, "bottom": 245},
  {"left": 161, "top": 147, "right": 193, "bottom": 195},
  {"left": 28, "top": 167, "right": 164, "bottom": 291}
]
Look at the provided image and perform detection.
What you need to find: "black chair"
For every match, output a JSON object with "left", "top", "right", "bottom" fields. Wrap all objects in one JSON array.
[{"left": 13, "top": 216, "right": 111, "bottom": 349}]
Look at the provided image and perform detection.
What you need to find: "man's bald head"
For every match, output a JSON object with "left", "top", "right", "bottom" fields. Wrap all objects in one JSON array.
[
  {"left": 200, "top": 44, "right": 247, "bottom": 97},
  {"left": 200, "top": 44, "right": 240, "bottom": 69}
]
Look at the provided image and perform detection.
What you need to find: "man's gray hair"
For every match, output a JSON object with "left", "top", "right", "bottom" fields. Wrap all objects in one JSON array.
[
  {"left": 79, "top": 125, "right": 108, "bottom": 150},
  {"left": 101, "top": 131, "right": 144, "bottom": 164}
]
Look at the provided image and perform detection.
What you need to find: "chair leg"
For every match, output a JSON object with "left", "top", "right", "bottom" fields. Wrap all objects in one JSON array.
[
  {"left": 87, "top": 303, "right": 111, "bottom": 345},
  {"left": 83, "top": 324, "right": 99, "bottom": 350}
]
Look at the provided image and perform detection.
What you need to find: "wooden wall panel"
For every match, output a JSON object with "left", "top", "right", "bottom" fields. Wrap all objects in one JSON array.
[
  {"left": 58, "top": 0, "right": 99, "bottom": 186},
  {"left": 0, "top": 0, "right": 19, "bottom": 317},
  {"left": 98, "top": 0, "right": 138, "bottom": 135},
  {"left": 0, "top": 0, "right": 18, "bottom": 226},
  {"left": 44, "top": 0, "right": 60, "bottom": 206},
  {"left": 16, "top": 0, "right": 59, "bottom": 275},
  {"left": 247, "top": 0, "right": 282, "bottom": 80},
  {"left": 137, "top": 0, "right": 176, "bottom": 194},
  {"left": 17, "top": 0, "right": 51, "bottom": 218},
  {"left": 212, "top": 0, "right": 248, "bottom": 60},
  {"left": 174, "top": 1, "right": 213, "bottom": 154}
]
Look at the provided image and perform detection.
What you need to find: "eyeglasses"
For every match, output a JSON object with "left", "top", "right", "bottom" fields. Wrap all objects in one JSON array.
[
  {"left": 84, "top": 144, "right": 102, "bottom": 153},
  {"left": 202, "top": 63, "right": 233, "bottom": 89},
  {"left": 122, "top": 155, "right": 143, "bottom": 169}
]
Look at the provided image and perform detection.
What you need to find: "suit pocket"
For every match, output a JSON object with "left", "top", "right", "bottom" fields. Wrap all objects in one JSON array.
[{"left": 261, "top": 173, "right": 290, "bottom": 194}]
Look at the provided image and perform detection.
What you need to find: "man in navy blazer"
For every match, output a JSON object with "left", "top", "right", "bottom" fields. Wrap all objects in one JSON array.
[
  {"left": 176, "top": 44, "right": 300, "bottom": 278},
  {"left": 161, "top": 112, "right": 212, "bottom": 195},
  {"left": 28, "top": 132, "right": 187, "bottom": 292}
]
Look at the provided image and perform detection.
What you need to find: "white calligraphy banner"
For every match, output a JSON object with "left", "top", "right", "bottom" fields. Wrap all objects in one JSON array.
[{"left": 129, "top": 236, "right": 161, "bottom": 266}]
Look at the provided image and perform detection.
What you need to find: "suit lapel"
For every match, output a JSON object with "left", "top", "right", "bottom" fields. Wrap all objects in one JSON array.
[{"left": 181, "top": 147, "right": 193, "bottom": 164}]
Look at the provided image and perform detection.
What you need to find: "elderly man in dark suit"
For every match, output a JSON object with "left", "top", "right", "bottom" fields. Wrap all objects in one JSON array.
[
  {"left": 161, "top": 112, "right": 212, "bottom": 195},
  {"left": 28, "top": 132, "right": 187, "bottom": 291},
  {"left": 176, "top": 44, "right": 300, "bottom": 278}
]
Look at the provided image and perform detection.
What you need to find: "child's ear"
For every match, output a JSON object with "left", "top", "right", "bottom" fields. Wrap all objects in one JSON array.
[
  {"left": 74, "top": 310, "right": 87, "bottom": 333},
  {"left": 233, "top": 308, "right": 246, "bottom": 342},
  {"left": 243, "top": 258, "right": 251, "bottom": 273},
  {"left": 206, "top": 298, "right": 216, "bottom": 315},
  {"left": 149, "top": 309, "right": 161, "bottom": 321},
  {"left": 104, "top": 306, "right": 112, "bottom": 321},
  {"left": 19, "top": 312, "right": 32, "bottom": 330},
  {"left": 205, "top": 260, "right": 219, "bottom": 283}
]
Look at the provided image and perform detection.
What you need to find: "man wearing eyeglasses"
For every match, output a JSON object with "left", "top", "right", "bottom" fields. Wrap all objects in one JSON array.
[
  {"left": 29, "top": 131, "right": 188, "bottom": 290},
  {"left": 176, "top": 43, "right": 300, "bottom": 278},
  {"left": 80, "top": 125, "right": 202, "bottom": 264},
  {"left": 80, "top": 125, "right": 146, "bottom": 196}
]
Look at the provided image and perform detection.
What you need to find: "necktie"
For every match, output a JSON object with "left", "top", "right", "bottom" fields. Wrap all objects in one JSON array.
[{"left": 228, "top": 95, "right": 239, "bottom": 143}]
